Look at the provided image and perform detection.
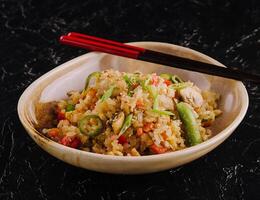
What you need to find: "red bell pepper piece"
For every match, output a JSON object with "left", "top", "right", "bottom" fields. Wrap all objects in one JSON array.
[
  {"left": 118, "top": 135, "right": 128, "bottom": 144},
  {"left": 150, "top": 144, "right": 168, "bottom": 154}
]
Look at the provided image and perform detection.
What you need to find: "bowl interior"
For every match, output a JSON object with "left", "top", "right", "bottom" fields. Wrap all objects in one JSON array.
[{"left": 20, "top": 42, "right": 247, "bottom": 144}]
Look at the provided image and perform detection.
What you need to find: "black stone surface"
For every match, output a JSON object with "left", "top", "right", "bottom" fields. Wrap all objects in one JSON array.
[{"left": 0, "top": 0, "right": 260, "bottom": 199}]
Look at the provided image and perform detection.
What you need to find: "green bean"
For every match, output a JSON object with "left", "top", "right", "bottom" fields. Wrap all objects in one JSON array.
[
  {"left": 160, "top": 73, "right": 172, "bottom": 80},
  {"left": 123, "top": 75, "right": 132, "bottom": 87},
  {"left": 171, "top": 82, "right": 192, "bottom": 90},
  {"left": 100, "top": 85, "right": 115, "bottom": 102},
  {"left": 152, "top": 109, "right": 175, "bottom": 116},
  {"left": 85, "top": 72, "right": 101, "bottom": 89},
  {"left": 177, "top": 102, "right": 202, "bottom": 146},
  {"left": 171, "top": 75, "right": 183, "bottom": 84},
  {"left": 118, "top": 114, "right": 133, "bottom": 137}
]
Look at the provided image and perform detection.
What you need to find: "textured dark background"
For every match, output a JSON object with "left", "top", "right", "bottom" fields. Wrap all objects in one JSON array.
[{"left": 0, "top": 0, "right": 260, "bottom": 199}]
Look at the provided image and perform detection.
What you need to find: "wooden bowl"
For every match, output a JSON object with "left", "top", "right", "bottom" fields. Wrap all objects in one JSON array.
[{"left": 18, "top": 42, "right": 248, "bottom": 174}]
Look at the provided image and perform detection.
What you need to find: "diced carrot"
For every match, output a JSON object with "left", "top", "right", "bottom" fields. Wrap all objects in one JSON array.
[
  {"left": 118, "top": 135, "right": 128, "bottom": 144},
  {"left": 136, "top": 99, "right": 143, "bottom": 109},
  {"left": 48, "top": 128, "right": 60, "bottom": 138},
  {"left": 136, "top": 128, "right": 143, "bottom": 137},
  {"left": 143, "top": 122, "right": 154, "bottom": 132},
  {"left": 150, "top": 144, "right": 168, "bottom": 154},
  {"left": 161, "top": 131, "right": 168, "bottom": 140},
  {"left": 164, "top": 79, "right": 172, "bottom": 86},
  {"left": 87, "top": 88, "right": 97, "bottom": 97}
]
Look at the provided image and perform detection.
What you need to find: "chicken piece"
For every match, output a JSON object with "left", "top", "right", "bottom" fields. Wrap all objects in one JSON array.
[
  {"left": 179, "top": 86, "right": 204, "bottom": 108},
  {"left": 35, "top": 102, "right": 58, "bottom": 130},
  {"left": 158, "top": 94, "right": 174, "bottom": 110}
]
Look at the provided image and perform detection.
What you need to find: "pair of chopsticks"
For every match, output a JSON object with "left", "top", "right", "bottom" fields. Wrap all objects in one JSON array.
[{"left": 60, "top": 32, "right": 260, "bottom": 83}]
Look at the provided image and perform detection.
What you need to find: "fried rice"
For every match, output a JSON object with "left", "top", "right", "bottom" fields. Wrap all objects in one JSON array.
[{"left": 37, "top": 69, "right": 222, "bottom": 156}]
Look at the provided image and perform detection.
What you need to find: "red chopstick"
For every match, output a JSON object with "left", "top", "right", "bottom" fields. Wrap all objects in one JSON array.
[
  {"left": 59, "top": 32, "right": 260, "bottom": 83},
  {"left": 60, "top": 35, "right": 141, "bottom": 58},
  {"left": 67, "top": 32, "right": 145, "bottom": 52}
]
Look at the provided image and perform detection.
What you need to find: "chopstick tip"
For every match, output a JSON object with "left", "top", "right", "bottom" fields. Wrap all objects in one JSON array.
[{"left": 59, "top": 35, "right": 66, "bottom": 42}]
